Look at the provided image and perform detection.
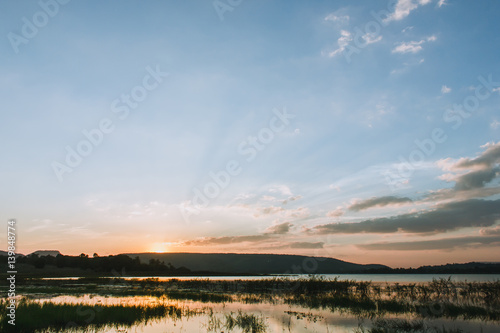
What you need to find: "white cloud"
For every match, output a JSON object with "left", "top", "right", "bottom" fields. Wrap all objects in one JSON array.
[
  {"left": 363, "top": 33, "right": 383, "bottom": 45},
  {"left": 269, "top": 185, "right": 293, "bottom": 196},
  {"left": 328, "top": 30, "right": 352, "bottom": 57},
  {"left": 438, "top": 0, "right": 447, "bottom": 8},
  {"left": 392, "top": 36, "right": 436, "bottom": 54},
  {"left": 491, "top": 120, "right": 500, "bottom": 130},
  {"left": 328, "top": 29, "right": 382, "bottom": 58},
  {"left": 441, "top": 85, "right": 452, "bottom": 94},
  {"left": 326, "top": 207, "right": 344, "bottom": 218},
  {"left": 392, "top": 40, "right": 425, "bottom": 54},
  {"left": 324, "top": 13, "right": 349, "bottom": 24},
  {"left": 386, "top": 0, "right": 432, "bottom": 22}
]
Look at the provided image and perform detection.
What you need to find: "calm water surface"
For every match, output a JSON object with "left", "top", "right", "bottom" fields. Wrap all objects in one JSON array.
[
  {"left": 43, "top": 274, "right": 500, "bottom": 283},
  {"left": 35, "top": 294, "right": 500, "bottom": 333}
]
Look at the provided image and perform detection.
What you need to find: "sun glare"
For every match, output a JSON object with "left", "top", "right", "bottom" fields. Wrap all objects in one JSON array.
[{"left": 150, "top": 243, "right": 169, "bottom": 253}]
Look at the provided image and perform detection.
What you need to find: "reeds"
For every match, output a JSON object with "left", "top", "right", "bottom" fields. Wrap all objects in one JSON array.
[{"left": 0, "top": 298, "right": 191, "bottom": 332}]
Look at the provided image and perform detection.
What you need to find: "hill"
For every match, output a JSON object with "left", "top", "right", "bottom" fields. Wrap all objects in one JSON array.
[{"left": 122, "top": 252, "right": 388, "bottom": 274}]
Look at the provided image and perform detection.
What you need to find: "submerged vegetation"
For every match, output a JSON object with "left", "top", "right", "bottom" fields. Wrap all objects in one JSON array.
[
  {"left": 1, "top": 276, "right": 499, "bottom": 332},
  {"left": 0, "top": 298, "right": 193, "bottom": 332}
]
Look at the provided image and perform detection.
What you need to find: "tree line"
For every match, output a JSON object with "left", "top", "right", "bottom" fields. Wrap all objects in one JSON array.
[{"left": 3, "top": 253, "right": 192, "bottom": 274}]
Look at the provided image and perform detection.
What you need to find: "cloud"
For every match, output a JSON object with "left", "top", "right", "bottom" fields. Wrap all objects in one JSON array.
[
  {"left": 480, "top": 225, "right": 500, "bottom": 236},
  {"left": 282, "top": 195, "right": 303, "bottom": 205},
  {"left": 386, "top": 0, "right": 432, "bottom": 22},
  {"left": 441, "top": 85, "right": 452, "bottom": 94},
  {"left": 435, "top": 142, "right": 500, "bottom": 192},
  {"left": 348, "top": 196, "right": 413, "bottom": 212},
  {"left": 491, "top": 120, "right": 500, "bottom": 130},
  {"left": 312, "top": 198, "right": 500, "bottom": 235},
  {"left": 284, "top": 207, "right": 310, "bottom": 219},
  {"left": 392, "top": 36, "right": 436, "bottom": 54},
  {"left": 327, "top": 28, "right": 382, "bottom": 58},
  {"left": 363, "top": 34, "right": 383, "bottom": 45},
  {"left": 254, "top": 206, "right": 309, "bottom": 219},
  {"left": 256, "top": 206, "right": 284, "bottom": 216},
  {"left": 437, "top": 0, "right": 447, "bottom": 8},
  {"left": 326, "top": 207, "right": 344, "bottom": 218},
  {"left": 324, "top": 13, "right": 349, "bottom": 24},
  {"left": 357, "top": 235, "right": 500, "bottom": 251},
  {"left": 289, "top": 242, "right": 324, "bottom": 249},
  {"left": 453, "top": 141, "right": 500, "bottom": 170},
  {"left": 269, "top": 185, "right": 293, "bottom": 196},
  {"left": 265, "top": 222, "right": 293, "bottom": 234},
  {"left": 183, "top": 234, "right": 273, "bottom": 246},
  {"left": 453, "top": 168, "right": 499, "bottom": 191},
  {"left": 392, "top": 40, "right": 424, "bottom": 54},
  {"left": 328, "top": 30, "right": 352, "bottom": 57}
]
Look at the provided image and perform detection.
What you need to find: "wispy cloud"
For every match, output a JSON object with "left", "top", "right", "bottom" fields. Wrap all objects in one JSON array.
[
  {"left": 326, "top": 207, "right": 344, "bottom": 218},
  {"left": 358, "top": 235, "right": 500, "bottom": 251},
  {"left": 392, "top": 36, "right": 436, "bottom": 54},
  {"left": 289, "top": 241, "right": 324, "bottom": 249},
  {"left": 328, "top": 30, "right": 352, "bottom": 57},
  {"left": 348, "top": 196, "right": 413, "bottom": 212},
  {"left": 441, "top": 85, "right": 452, "bottom": 94},
  {"left": 385, "top": 0, "right": 433, "bottom": 22},
  {"left": 324, "top": 12, "right": 349, "bottom": 24},
  {"left": 265, "top": 222, "right": 293, "bottom": 234},
  {"left": 491, "top": 120, "right": 500, "bottom": 130},
  {"left": 183, "top": 234, "right": 273, "bottom": 246}
]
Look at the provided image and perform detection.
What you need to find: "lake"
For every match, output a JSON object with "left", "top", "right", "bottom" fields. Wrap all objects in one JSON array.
[
  {"left": 7, "top": 275, "right": 500, "bottom": 332},
  {"left": 42, "top": 273, "right": 500, "bottom": 283},
  {"left": 24, "top": 293, "right": 500, "bottom": 333}
]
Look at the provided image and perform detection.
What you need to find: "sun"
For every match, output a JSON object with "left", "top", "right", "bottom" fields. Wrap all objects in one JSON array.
[{"left": 150, "top": 242, "right": 169, "bottom": 253}]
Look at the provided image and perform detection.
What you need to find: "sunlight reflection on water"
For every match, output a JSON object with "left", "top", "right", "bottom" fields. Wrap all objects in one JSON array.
[{"left": 29, "top": 294, "right": 500, "bottom": 333}]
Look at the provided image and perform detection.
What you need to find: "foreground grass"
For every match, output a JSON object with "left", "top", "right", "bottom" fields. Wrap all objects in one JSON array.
[
  {"left": 0, "top": 298, "right": 189, "bottom": 332},
  {"left": 0, "top": 298, "right": 268, "bottom": 333},
  {"left": 356, "top": 319, "right": 470, "bottom": 333}
]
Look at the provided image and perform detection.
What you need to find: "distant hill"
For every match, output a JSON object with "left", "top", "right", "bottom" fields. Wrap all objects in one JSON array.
[
  {"left": 31, "top": 250, "right": 61, "bottom": 257},
  {"left": 0, "top": 250, "right": 24, "bottom": 257},
  {"left": 0, "top": 250, "right": 61, "bottom": 257},
  {"left": 122, "top": 252, "right": 388, "bottom": 274},
  {"left": 365, "top": 262, "right": 500, "bottom": 274}
]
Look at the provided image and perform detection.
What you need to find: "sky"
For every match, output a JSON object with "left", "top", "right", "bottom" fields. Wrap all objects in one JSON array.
[{"left": 1, "top": 0, "right": 500, "bottom": 268}]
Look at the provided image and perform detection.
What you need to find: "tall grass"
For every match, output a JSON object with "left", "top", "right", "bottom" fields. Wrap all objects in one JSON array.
[
  {"left": 4, "top": 276, "right": 500, "bottom": 331},
  {"left": 0, "top": 298, "right": 190, "bottom": 332}
]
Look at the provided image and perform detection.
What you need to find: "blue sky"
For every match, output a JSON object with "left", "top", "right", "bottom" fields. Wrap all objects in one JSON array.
[{"left": 1, "top": 0, "right": 500, "bottom": 267}]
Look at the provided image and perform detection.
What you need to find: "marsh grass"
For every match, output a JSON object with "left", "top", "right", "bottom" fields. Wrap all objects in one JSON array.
[
  {"left": 2, "top": 276, "right": 499, "bottom": 331},
  {"left": 356, "top": 318, "right": 469, "bottom": 333},
  {"left": 205, "top": 310, "right": 267, "bottom": 333},
  {"left": 0, "top": 298, "right": 194, "bottom": 332}
]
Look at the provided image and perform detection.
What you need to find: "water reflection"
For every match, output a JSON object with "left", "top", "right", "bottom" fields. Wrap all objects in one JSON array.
[{"left": 4, "top": 294, "right": 498, "bottom": 333}]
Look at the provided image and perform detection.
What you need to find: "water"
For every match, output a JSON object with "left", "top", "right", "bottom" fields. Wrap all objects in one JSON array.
[
  {"left": 43, "top": 273, "right": 500, "bottom": 283},
  {"left": 31, "top": 294, "right": 500, "bottom": 333}
]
